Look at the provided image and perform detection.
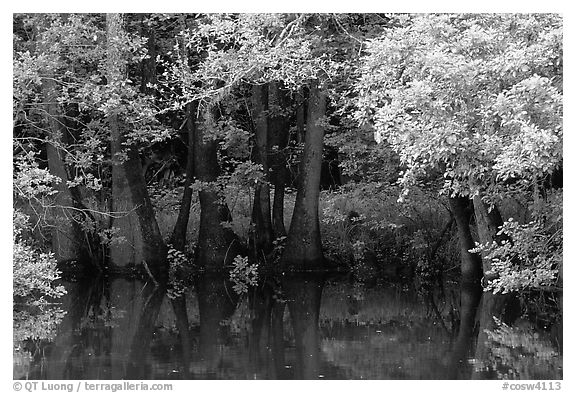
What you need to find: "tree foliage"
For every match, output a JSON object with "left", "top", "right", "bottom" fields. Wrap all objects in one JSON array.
[
  {"left": 355, "top": 14, "right": 562, "bottom": 200},
  {"left": 353, "top": 14, "right": 562, "bottom": 293},
  {"left": 13, "top": 13, "right": 563, "bottom": 295}
]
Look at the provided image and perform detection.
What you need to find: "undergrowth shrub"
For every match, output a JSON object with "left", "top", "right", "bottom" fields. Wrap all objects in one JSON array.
[
  {"left": 13, "top": 209, "right": 66, "bottom": 306},
  {"left": 320, "top": 182, "right": 457, "bottom": 275}
]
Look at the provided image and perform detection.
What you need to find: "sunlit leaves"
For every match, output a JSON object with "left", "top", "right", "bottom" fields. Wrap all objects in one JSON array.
[
  {"left": 13, "top": 151, "right": 60, "bottom": 200},
  {"left": 229, "top": 255, "right": 258, "bottom": 295},
  {"left": 13, "top": 210, "right": 66, "bottom": 305},
  {"left": 355, "top": 14, "right": 562, "bottom": 199},
  {"left": 164, "top": 13, "right": 332, "bottom": 109}
]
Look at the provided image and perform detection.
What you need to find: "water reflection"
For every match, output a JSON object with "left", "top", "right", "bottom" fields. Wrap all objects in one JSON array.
[
  {"left": 13, "top": 274, "right": 561, "bottom": 380},
  {"left": 446, "top": 283, "right": 482, "bottom": 379},
  {"left": 194, "top": 274, "right": 238, "bottom": 378},
  {"left": 283, "top": 274, "right": 324, "bottom": 379},
  {"left": 472, "top": 292, "right": 562, "bottom": 380}
]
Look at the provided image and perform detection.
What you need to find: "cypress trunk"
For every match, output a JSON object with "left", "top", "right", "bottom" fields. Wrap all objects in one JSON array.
[
  {"left": 108, "top": 14, "right": 143, "bottom": 268},
  {"left": 296, "top": 87, "right": 306, "bottom": 145},
  {"left": 123, "top": 145, "right": 168, "bottom": 278},
  {"left": 251, "top": 84, "right": 273, "bottom": 254},
  {"left": 42, "top": 78, "right": 103, "bottom": 265},
  {"left": 194, "top": 108, "right": 240, "bottom": 269},
  {"left": 170, "top": 102, "right": 196, "bottom": 251},
  {"left": 281, "top": 82, "right": 326, "bottom": 268},
  {"left": 268, "top": 82, "right": 290, "bottom": 238},
  {"left": 472, "top": 195, "right": 506, "bottom": 274},
  {"left": 107, "top": 13, "right": 167, "bottom": 280},
  {"left": 109, "top": 135, "right": 144, "bottom": 267},
  {"left": 43, "top": 78, "right": 83, "bottom": 262},
  {"left": 449, "top": 196, "right": 483, "bottom": 285}
]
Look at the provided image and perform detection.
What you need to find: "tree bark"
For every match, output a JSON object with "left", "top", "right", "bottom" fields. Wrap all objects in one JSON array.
[
  {"left": 108, "top": 14, "right": 143, "bottom": 268},
  {"left": 170, "top": 102, "right": 196, "bottom": 251},
  {"left": 251, "top": 84, "right": 273, "bottom": 254},
  {"left": 123, "top": 145, "right": 168, "bottom": 278},
  {"left": 107, "top": 13, "right": 167, "bottom": 280},
  {"left": 472, "top": 195, "right": 506, "bottom": 274},
  {"left": 295, "top": 87, "right": 306, "bottom": 145},
  {"left": 449, "top": 196, "right": 483, "bottom": 285},
  {"left": 194, "top": 108, "right": 241, "bottom": 269},
  {"left": 43, "top": 78, "right": 83, "bottom": 263},
  {"left": 281, "top": 82, "right": 326, "bottom": 269},
  {"left": 39, "top": 22, "right": 96, "bottom": 264},
  {"left": 109, "top": 139, "right": 144, "bottom": 267},
  {"left": 268, "top": 82, "right": 290, "bottom": 238}
]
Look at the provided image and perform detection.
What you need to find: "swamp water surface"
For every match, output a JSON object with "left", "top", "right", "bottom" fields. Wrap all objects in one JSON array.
[{"left": 14, "top": 274, "right": 562, "bottom": 380}]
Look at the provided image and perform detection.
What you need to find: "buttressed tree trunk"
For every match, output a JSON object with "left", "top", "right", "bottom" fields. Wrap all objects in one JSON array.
[
  {"left": 107, "top": 13, "right": 167, "bottom": 280},
  {"left": 170, "top": 102, "right": 196, "bottom": 251},
  {"left": 251, "top": 84, "right": 273, "bottom": 254},
  {"left": 194, "top": 107, "right": 240, "bottom": 269},
  {"left": 38, "top": 16, "right": 98, "bottom": 264},
  {"left": 108, "top": 14, "right": 143, "bottom": 268},
  {"left": 268, "top": 82, "right": 290, "bottom": 238},
  {"left": 281, "top": 81, "right": 326, "bottom": 269},
  {"left": 43, "top": 77, "right": 84, "bottom": 262},
  {"left": 449, "top": 196, "right": 483, "bottom": 285}
]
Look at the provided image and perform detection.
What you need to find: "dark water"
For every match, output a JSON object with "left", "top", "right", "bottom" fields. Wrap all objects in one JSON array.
[{"left": 13, "top": 274, "right": 562, "bottom": 380}]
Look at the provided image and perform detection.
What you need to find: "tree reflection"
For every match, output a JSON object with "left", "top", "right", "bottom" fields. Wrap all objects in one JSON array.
[
  {"left": 15, "top": 272, "right": 560, "bottom": 380},
  {"left": 245, "top": 281, "right": 287, "bottom": 378},
  {"left": 15, "top": 277, "right": 170, "bottom": 380},
  {"left": 195, "top": 274, "right": 238, "bottom": 375},
  {"left": 282, "top": 273, "right": 325, "bottom": 379},
  {"left": 472, "top": 292, "right": 516, "bottom": 379},
  {"left": 472, "top": 291, "right": 561, "bottom": 379},
  {"left": 447, "top": 283, "right": 482, "bottom": 379},
  {"left": 170, "top": 296, "right": 193, "bottom": 379},
  {"left": 124, "top": 283, "right": 166, "bottom": 379}
]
